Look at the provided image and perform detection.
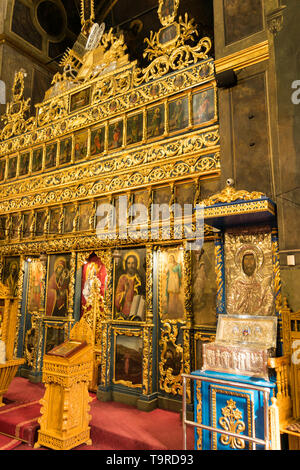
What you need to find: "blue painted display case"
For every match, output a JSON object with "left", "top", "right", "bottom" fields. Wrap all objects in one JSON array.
[{"left": 192, "top": 369, "right": 276, "bottom": 450}]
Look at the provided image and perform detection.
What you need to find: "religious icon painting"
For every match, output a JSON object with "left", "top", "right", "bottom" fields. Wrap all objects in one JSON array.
[
  {"left": 23, "top": 212, "right": 33, "bottom": 238},
  {"left": 175, "top": 182, "right": 195, "bottom": 207},
  {"left": 0, "top": 216, "right": 5, "bottom": 240},
  {"left": 35, "top": 210, "right": 46, "bottom": 237},
  {"left": 152, "top": 186, "right": 171, "bottom": 221},
  {"left": 63, "top": 204, "right": 76, "bottom": 233},
  {"left": 126, "top": 112, "right": 143, "bottom": 146},
  {"left": 59, "top": 137, "right": 72, "bottom": 165},
  {"left": 45, "top": 142, "right": 57, "bottom": 169},
  {"left": 192, "top": 87, "right": 215, "bottom": 126},
  {"left": 130, "top": 190, "right": 149, "bottom": 226},
  {"left": 147, "top": 104, "right": 165, "bottom": 139},
  {"left": 44, "top": 324, "right": 65, "bottom": 354},
  {"left": 192, "top": 242, "right": 217, "bottom": 327},
  {"left": 96, "top": 197, "right": 111, "bottom": 232},
  {"left": 78, "top": 201, "right": 92, "bottom": 232},
  {"left": 70, "top": 87, "right": 91, "bottom": 113},
  {"left": 74, "top": 132, "right": 88, "bottom": 161},
  {"left": 114, "top": 331, "right": 143, "bottom": 387},
  {"left": 2, "top": 256, "right": 20, "bottom": 297},
  {"left": 174, "top": 182, "right": 195, "bottom": 219},
  {"left": 45, "top": 254, "right": 71, "bottom": 317},
  {"left": 225, "top": 234, "right": 274, "bottom": 316},
  {"left": 108, "top": 119, "right": 123, "bottom": 151},
  {"left": 158, "top": 23, "right": 180, "bottom": 46},
  {"left": 7, "top": 155, "right": 17, "bottom": 179},
  {"left": 158, "top": 0, "right": 179, "bottom": 25},
  {"left": 113, "top": 248, "right": 146, "bottom": 321},
  {"left": 158, "top": 246, "right": 185, "bottom": 321},
  {"left": 10, "top": 214, "right": 19, "bottom": 239},
  {"left": 0, "top": 159, "right": 5, "bottom": 181},
  {"left": 81, "top": 254, "right": 107, "bottom": 316},
  {"left": 32, "top": 147, "right": 43, "bottom": 173},
  {"left": 49, "top": 207, "right": 61, "bottom": 234},
  {"left": 27, "top": 259, "right": 45, "bottom": 312},
  {"left": 19, "top": 152, "right": 30, "bottom": 176},
  {"left": 90, "top": 126, "right": 105, "bottom": 156},
  {"left": 168, "top": 96, "right": 189, "bottom": 133},
  {"left": 133, "top": 190, "right": 149, "bottom": 208}
]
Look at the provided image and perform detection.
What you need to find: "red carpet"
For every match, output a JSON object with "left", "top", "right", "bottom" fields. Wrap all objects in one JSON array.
[
  {"left": 0, "top": 377, "right": 45, "bottom": 447},
  {"left": 0, "top": 377, "right": 194, "bottom": 450}
]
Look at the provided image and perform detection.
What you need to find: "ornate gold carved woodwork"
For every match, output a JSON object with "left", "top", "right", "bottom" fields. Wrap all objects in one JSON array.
[
  {"left": 68, "top": 252, "right": 76, "bottom": 319},
  {"left": 159, "top": 322, "right": 183, "bottom": 396},
  {"left": 271, "top": 230, "right": 282, "bottom": 315},
  {"left": 0, "top": 127, "right": 220, "bottom": 213},
  {"left": 211, "top": 389, "right": 253, "bottom": 451},
  {"left": 0, "top": 0, "right": 222, "bottom": 407},
  {"left": 36, "top": 318, "right": 94, "bottom": 450},
  {"left": 0, "top": 62, "right": 215, "bottom": 156},
  {"left": 100, "top": 321, "right": 111, "bottom": 387},
  {"left": 15, "top": 256, "right": 25, "bottom": 358},
  {"left": 145, "top": 245, "right": 153, "bottom": 323},
  {"left": 214, "top": 235, "right": 225, "bottom": 315},
  {"left": 201, "top": 185, "right": 265, "bottom": 206},
  {"left": 183, "top": 241, "right": 192, "bottom": 328},
  {"left": 194, "top": 331, "right": 215, "bottom": 371},
  {"left": 142, "top": 325, "right": 153, "bottom": 395},
  {"left": 0, "top": 281, "right": 25, "bottom": 405},
  {"left": 0, "top": 70, "right": 35, "bottom": 142},
  {"left": 219, "top": 399, "right": 246, "bottom": 449},
  {"left": 158, "top": 0, "right": 180, "bottom": 26},
  {"left": 24, "top": 314, "right": 38, "bottom": 367},
  {"left": 196, "top": 383, "right": 202, "bottom": 449}
]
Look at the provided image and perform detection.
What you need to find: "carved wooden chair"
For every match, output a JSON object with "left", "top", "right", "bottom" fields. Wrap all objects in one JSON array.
[
  {"left": 0, "top": 282, "right": 25, "bottom": 406},
  {"left": 268, "top": 299, "right": 300, "bottom": 449}
]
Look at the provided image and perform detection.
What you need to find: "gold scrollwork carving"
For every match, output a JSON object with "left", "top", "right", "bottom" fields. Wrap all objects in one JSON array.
[
  {"left": 219, "top": 399, "right": 246, "bottom": 449},
  {"left": 159, "top": 322, "right": 183, "bottom": 396},
  {"left": 201, "top": 184, "right": 265, "bottom": 207},
  {"left": 0, "top": 70, "right": 35, "bottom": 141}
]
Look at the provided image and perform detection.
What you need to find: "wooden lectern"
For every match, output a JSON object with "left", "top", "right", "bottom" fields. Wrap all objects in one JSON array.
[
  {"left": 0, "top": 282, "right": 24, "bottom": 406},
  {"left": 35, "top": 317, "right": 94, "bottom": 450}
]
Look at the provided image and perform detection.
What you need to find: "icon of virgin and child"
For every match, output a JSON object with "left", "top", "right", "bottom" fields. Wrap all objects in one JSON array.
[{"left": 46, "top": 256, "right": 70, "bottom": 317}]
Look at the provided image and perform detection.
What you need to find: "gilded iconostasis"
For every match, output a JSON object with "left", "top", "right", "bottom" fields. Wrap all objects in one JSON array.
[{"left": 0, "top": 0, "right": 282, "bottom": 413}]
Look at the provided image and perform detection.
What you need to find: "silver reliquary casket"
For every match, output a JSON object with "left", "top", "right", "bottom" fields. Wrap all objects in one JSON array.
[{"left": 202, "top": 315, "right": 278, "bottom": 380}]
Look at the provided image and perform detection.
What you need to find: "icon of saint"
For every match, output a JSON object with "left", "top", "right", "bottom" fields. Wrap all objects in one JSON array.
[
  {"left": 115, "top": 252, "right": 145, "bottom": 320},
  {"left": 227, "top": 249, "right": 274, "bottom": 316},
  {"left": 164, "top": 254, "right": 184, "bottom": 319}
]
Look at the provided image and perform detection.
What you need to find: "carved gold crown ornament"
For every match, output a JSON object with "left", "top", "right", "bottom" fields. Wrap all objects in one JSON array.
[
  {"left": 0, "top": 70, "right": 35, "bottom": 141},
  {"left": 139, "top": 7, "right": 212, "bottom": 84},
  {"left": 201, "top": 184, "right": 265, "bottom": 207},
  {"left": 0, "top": 0, "right": 214, "bottom": 145}
]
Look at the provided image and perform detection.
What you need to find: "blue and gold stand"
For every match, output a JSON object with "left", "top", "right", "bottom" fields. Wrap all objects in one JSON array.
[{"left": 191, "top": 370, "right": 276, "bottom": 450}]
